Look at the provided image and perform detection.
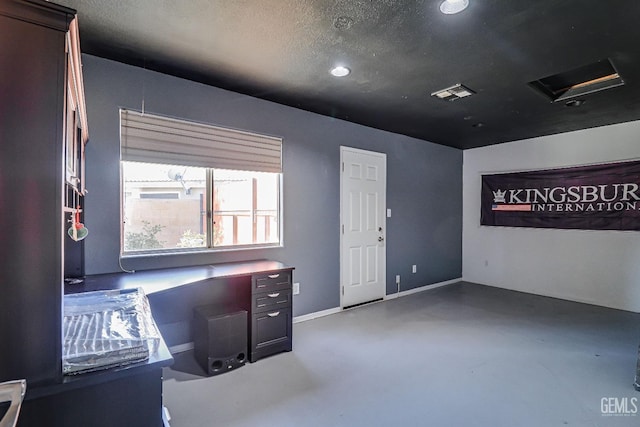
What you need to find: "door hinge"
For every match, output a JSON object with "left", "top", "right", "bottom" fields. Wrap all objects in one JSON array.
[
  {"left": 342, "top": 286, "right": 344, "bottom": 296},
  {"left": 342, "top": 162, "right": 344, "bottom": 172},
  {"left": 341, "top": 224, "right": 344, "bottom": 234}
]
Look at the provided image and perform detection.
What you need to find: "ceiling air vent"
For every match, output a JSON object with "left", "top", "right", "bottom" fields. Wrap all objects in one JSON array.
[
  {"left": 431, "top": 84, "right": 475, "bottom": 101},
  {"left": 528, "top": 58, "right": 624, "bottom": 102}
]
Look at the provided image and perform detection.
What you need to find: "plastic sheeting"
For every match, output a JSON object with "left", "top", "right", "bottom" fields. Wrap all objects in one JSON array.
[{"left": 63, "top": 288, "right": 161, "bottom": 375}]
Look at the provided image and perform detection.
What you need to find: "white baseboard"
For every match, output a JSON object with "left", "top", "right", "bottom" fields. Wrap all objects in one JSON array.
[
  {"left": 293, "top": 307, "right": 342, "bottom": 324},
  {"left": 384, "top": 277, "right": 461, "bottom": 300},
  {"left": 293, "top": 278, "right": 461, "bottom": 323}
]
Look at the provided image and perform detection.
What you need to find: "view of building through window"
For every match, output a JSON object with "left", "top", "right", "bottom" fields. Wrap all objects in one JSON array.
[{"left": 122, "top": 161, "right": 280, "bottom": 252}]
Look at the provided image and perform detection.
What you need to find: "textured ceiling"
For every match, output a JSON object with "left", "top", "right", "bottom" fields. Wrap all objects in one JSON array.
[{"left": 56, "top": 0, "right": 640, "bottom": 149}]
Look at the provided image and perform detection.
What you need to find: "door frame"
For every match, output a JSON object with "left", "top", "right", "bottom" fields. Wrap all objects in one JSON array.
[{"left": 339, "top": 146, "right": 387, "bottom": 308}]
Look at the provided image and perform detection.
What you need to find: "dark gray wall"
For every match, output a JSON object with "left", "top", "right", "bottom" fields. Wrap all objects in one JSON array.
[{"left": 82, "top": 54, "right": 462, "bottom": 317}]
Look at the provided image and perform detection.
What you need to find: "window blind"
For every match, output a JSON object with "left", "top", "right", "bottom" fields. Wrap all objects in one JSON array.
[{"left": 120, "top": 109, "right": 282, "bottom": 173}]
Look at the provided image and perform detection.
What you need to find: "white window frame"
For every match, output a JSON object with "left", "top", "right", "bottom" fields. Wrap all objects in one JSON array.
[
  {"left": 121, "top": 163, "right": 283, "bottom": 256},
  {"left": 119, "top": 109, "right": 284, "bottom": 256}
]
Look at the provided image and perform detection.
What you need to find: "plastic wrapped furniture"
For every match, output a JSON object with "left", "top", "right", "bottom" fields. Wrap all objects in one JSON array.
[
  {"left": 0, "top": 379, "right": 26, "bottom": 427},
  {"left": 63, "top": 288, "right": 161, "bottom": 375}
]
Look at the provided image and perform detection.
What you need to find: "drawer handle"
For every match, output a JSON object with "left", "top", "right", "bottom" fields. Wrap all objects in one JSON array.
[
  {"left": 267, "top": 311, "right": 280, "bottom": 317},
  {"left": 268, "top": 274, "right": 280, "bottom": 279},
  {"left": 267, "top": 292, "right": 280, "bottom": 298}
]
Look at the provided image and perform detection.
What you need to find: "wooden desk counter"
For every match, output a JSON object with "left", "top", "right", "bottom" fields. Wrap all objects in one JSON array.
[
  {"left": 66, "top": 259, "right": 295, "bottom": 363},
  {"left": 65, "top": 259, "right": 292, "bottom": 296}
]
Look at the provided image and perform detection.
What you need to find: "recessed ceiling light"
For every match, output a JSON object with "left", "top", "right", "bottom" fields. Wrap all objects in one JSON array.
[
  {"left": 330, "top": 66, "right": 351, "bottom": 77},
  {"left": 440, "top": 0, "right": 469, "bottom": 14}
]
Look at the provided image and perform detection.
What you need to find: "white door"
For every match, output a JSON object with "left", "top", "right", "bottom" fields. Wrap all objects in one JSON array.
[{"left": 340, "top": 147, "right": 386, "bottom": 308}]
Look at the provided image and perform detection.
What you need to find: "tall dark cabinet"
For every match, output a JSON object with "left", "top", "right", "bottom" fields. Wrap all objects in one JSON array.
[
  {"left": 0, "top": 0, "right": 87, "bottom": 386},
  {"left": 1, "top": 4, "right": 172, "bottom": 426}
]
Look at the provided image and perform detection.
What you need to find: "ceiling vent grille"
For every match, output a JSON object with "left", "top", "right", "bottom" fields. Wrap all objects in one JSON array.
[
  {"left": 529, "top": 58, "right": 624, "bottom": 102},
  {"left": 431, "top": 84, "right": 475, "bottom": 101}
]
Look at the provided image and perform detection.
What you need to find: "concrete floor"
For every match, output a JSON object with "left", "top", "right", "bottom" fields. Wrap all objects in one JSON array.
[{"left": 162, "top": 282, "right": 640, "bottom": 427}]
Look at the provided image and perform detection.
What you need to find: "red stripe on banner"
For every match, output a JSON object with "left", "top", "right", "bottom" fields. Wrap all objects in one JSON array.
[{"left": 492, "top": 204, "right": 532, "bottom": 212}]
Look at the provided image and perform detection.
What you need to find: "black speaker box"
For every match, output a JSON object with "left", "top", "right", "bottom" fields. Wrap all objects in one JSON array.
[{"left": 193, "top": 306, "right": 248, "bottom": 376}]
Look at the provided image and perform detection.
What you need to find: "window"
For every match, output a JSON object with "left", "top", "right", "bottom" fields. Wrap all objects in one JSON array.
[
  {"left": 213, "top": 169, "right": 280, "bottom": 246},
  {"left": 122, "top": 162, "right": 208, "bottom": 252},
  {"left": 120, "top": 110, "right": 282, "bottom": 254}
]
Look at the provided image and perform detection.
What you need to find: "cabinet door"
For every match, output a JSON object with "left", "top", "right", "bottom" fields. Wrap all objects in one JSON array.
[
  {"left": 251, "top": 309, "right": 292, "bottom": 361},
  {"left": 64, "top": 19, "right": 88, "bottom": 192},
  {"left": 0, "top": 0, "right": 71, "bottom": 385}
]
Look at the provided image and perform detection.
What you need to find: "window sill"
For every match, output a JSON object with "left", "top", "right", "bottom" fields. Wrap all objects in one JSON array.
[{"left": 121, "top": 243, "right": 282, "bottom": 259}]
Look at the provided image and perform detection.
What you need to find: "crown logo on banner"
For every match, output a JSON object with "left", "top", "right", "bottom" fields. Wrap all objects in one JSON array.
[{"left": 492, "top": 189, "right": 507, "bottom": 203}]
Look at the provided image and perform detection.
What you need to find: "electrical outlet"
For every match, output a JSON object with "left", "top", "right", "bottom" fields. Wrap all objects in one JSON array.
[
  {"left": 292, "top": 282, "right": 300, "bottom": 295},
  {"left": 412, "top": 265, "right": 417, "bottom": 273},
  {"left": 395, "top": 275, "right": 400, "bottom": 284}
]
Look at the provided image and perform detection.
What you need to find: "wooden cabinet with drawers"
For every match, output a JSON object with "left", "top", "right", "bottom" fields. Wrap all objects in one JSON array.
[
  {"left": 0, "top": 0, "right": 87, "bottom": 386},
  {"left": 72, "top": 260, "right": 295, "bottom": 365},
  {"left": 250, "top": 270, "right": 293, "bottom": 362}
]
